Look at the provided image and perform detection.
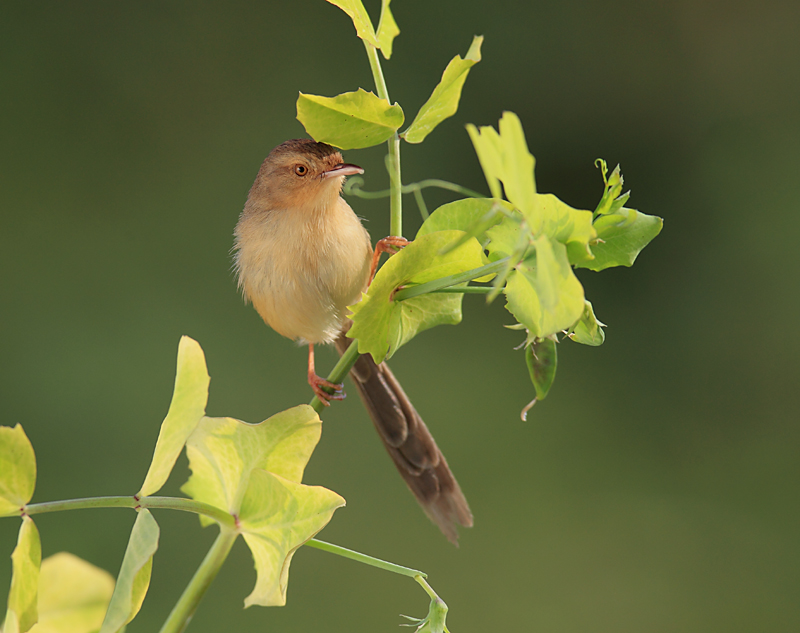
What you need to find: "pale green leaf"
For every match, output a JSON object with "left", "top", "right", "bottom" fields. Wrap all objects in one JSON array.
[
  {"left": 467, "top": 112, "right": 540, "bottom": 229},
  {"left": 324, "top": 0, "right": 379, "bottom": 47},
  {"left": 3, "top": 517, "right": 41, "bottom": 633},
  {"left": 138, "top": 336, "right": 209, "bottom": 498},
  {"left": 497, "top": 112, "right": 538, "bottom": 226},
  {"left": 416, "top": 198, "right": 501, "bottom": 240},
  {"left": 465, "top": 123, "right": 503, "bottom": 199},
  {"left": 402, "top": 36, "right": 483, "bottom": 144},
  {"left": 578, "top": 208, "right": 663, "bottom": 271},
  {"left": 239, "top": 470, "right": 345, "bottom": 607},
  {"left": 0, "top": 425, "right": 36, "bottom": 516},
  {"left": 375, "top": 0, "right": 400, "bottom": 59},
  {"left": 29, "top": 553, "right": 115, "bottom": 633},
  {"left": 504, "top": 235, "right": 585, "bottom": 340},
  {"left": 296, "top": 89, "right": 404, "bottom": 150},
  {"left": 181, "top": 406, "right": 321, "bottom": 526},
  {"left": 485, "top": 214, "right": 525, "bottom": 262},
  {"left": 347, "top": 231, "right": 487, "bottom": 363},
  {"left": 525, "top": 338, "right": 557, "bottom": 401},
  {"left": 99, "top": 510, "right": 159, "bottom": 633},
  {"left": 537, "top": 193, "right": 596, "bottom": 256},
  {"left": 569, "top": 300, "right": 606, "bottom": 346}
]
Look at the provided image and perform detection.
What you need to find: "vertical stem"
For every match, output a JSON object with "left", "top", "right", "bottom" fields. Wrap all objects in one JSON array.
[
  {"left": 364, "top": 41, "right": 403, "bottom": 238},
  {"left": 159, "top": 526, "right": 238, "bottom": 633}
]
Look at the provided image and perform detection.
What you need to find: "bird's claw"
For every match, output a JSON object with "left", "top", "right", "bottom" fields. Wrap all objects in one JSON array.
[{"left": 309, "top": 373, "right": 346, "bottom": 406}]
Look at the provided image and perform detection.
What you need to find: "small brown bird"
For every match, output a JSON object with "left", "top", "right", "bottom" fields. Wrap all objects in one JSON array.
[{"left": 234, "top": 139, "right": 473, "bottom": 543}]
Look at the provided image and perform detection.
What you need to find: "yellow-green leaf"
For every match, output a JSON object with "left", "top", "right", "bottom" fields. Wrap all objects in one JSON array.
[
  {"left": 347, "top": 231, "right": 487, "bottom": 363},
  {"left": 467, "top": 112, "right": 539, "bottom": 228},
  {"left": 181, "top": 406, "right": 321, "bottom": 526},
  {"left": 375, "top": 0, "right": 400, "bottom": 59},
  {"left": 239, "top": 469, "right": 345, "bottom": 607},
  {"left": 29, "top": 553, "right": 115, "bottom": 633},
  {"left": 98, "top": 510, "right": 159, "bottom": 633},
  {"left": 578, "top": 208, "right": 663, "bottom": 271},
  {"left": 324, "top": 0, "right": 379, "bottom": 47},
  {"left": 569, "top": 300, "right": 606, "bottom": 346},
  {"left": 297, "top": 89, "right": 404, "bottom": 150},
  {"left": 402, "top": 36, "right": 482, "bottom": 144},
  {"left": 0, "top": 425, "right": 36, "bottom": 516},
  {"left": 504, "top": 235, "right": 585, "bottom": 340},
  {"left": 138, "top": 336, "right": 209, "bottom": 498},
  {"left": 3, "top": 517, "right": 41, "bottom": 633}
]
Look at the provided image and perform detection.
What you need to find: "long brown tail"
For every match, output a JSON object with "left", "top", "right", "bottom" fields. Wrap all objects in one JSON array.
[{"left": 335, "top": 332, "right": 473, "bottom": 544}]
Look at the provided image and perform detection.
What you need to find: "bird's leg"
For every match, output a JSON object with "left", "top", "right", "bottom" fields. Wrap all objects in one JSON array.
[
  {"left": 369, "top": 236, "right": 410, "bottom": 284},
  {"left": 307, "top": 343, "right": 346, "bottom": 406}
]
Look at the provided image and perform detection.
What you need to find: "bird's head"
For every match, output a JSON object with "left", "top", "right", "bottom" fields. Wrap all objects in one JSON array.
[{"left": 246, "top": 139, "right": 363, "bottom": 214}]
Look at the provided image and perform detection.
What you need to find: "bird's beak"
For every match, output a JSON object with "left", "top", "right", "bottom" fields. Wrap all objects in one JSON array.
[{"left": 322, "top": 163, "right": 364, "bottom": 179}]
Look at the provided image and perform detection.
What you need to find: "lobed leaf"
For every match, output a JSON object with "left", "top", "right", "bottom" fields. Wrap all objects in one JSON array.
[
  {"left": 525, "top": 338, "right": 557, "bottom": 401},
  {"left": 324, "top": 0, "right": 379, "bottom": 48},
  {"left": 578, "top": 208, "right": 663, "bottom": 271},
  {"left": 417, "top": 197, "right": 506, "bottom": 261},
  {"left": 0, "top": 425, "right": 36, "bottom": 517},
  {"left": 504, "top": 235, "right": 585, "bottom": 341},
  {"left": 402, "top": 36, "right": 483, "bottom": 144},
  {"left": 181, "top": 406, "right": 322, "bottom": 526},
  {"left": 375, "top": 0, "right": 400, "bottom": 59},
  {"left": 138, "top": 336, "right": 209, "bottom": 498},
  {"left": 496, "top": 112, "right": 538, "bottom": 227},
  {"left": 465, "top": 123, "right": 503, "bottom": 199},
  {"left": 98, "top": 510, "right": 159, "bottom": 633},
  {"left": 297, "top": 89, "right": 404, "bottom": 150},
  {"left": 347, "top": 231, "right": 487, "bottom": 363},
  {"left": 31, "top": 553, "right": 115, "bottom": 633},
  {"left": 3, "top": 517, "right": 41, "bottom": 633},
  {"left": 569, "top": 300, "right": 606, "bottom": 346},
  {"left": 239, "top": 470, "right": 345, "bottom": 607}
]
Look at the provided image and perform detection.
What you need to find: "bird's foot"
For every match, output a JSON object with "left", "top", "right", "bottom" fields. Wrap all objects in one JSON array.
[
  {"left": 308, "top": 372, "right": 346, "bottom": 406},
  {"left": 369, "top": 236, "right": 410, "bottom": 283}
]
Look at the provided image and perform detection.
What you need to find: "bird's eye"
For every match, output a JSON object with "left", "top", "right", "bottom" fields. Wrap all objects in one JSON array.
[{"left": 294, "top": 164, "right": 308, "bottom": 176}]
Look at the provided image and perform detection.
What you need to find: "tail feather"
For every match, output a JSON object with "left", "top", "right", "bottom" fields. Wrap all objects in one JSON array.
[{"left": 335, "top": 333, "right": 473, "bottom": 544}]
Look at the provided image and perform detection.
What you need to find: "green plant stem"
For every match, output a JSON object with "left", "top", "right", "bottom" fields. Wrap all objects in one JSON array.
[
  {"left": 309, "top": 338, "right": 361, "bottom": 413},
  {"left": 305, "top": 538, "right": 426, "bottom": 579},
  {"left": 159, "top": 526, "right": 239, "bottom": 633},
  {"left": 414, "top": 575, "right": 439, "bottom": 600},
  {"left": 364, "top": 41, "right": 402, "bottom": 237},
  {"left": 429, "top": 285, "right": 494, "bottom": 294},
  {"left": 393, "top": 257, "right": 510, "bottom": 301},
  {"left": 18, "top": 495, "right": 235, "bottom": 528},
  {"left": 344, "top": 177, "right": 485, "bottom": 201}
]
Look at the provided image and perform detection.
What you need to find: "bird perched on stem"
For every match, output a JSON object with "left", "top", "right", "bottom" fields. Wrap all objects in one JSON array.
[{"left": 233, "top": 139, "right": 472, "bottom": 543}]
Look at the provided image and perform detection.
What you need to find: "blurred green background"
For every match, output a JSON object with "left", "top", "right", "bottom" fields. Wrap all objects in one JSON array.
[{"left": 2, "top": 1, "right": 798, "bottom": 631}]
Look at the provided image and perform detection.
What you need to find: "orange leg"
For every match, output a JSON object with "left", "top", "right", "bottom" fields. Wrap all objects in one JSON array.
[
  {"left": 307, "top": 343, "right": 345, "bottom": 406},
  {"left": 369, "top": 236, "right": 409, "bottom": 284}
]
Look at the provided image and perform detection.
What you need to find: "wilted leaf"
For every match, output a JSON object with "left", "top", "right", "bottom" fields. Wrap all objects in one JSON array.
[
  {"left": 525, "top": 338, "right": 557, "bottom": 401},
  {"left": 0, "top": 425, "right": 36, "bottom": 516},
  {"left": 99, "top": 510, "right": 159, "bottom": 633},
  {"left": 138, "top": 336, "right": 209, "bottom": 498},
  {"left": 297, "top": 89, "right": 404, "bottom": 150},
  {"left": 3, "top": 517, "right": 41, "bottom": 633},
  {"left": 402, "top": 36, "right": 482, "bottom": 144},
  {"left": 239, "top": 470, "right": 345, "bottom": 607},
  {"left": 181, "top": 406, "right": 322, "bottom": 526},
  {"left": 347, "top": 231, "right": 487, "bottom": 363},
  {"left": 30, "top": 553, "right": 115, "bottom": 633}
]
